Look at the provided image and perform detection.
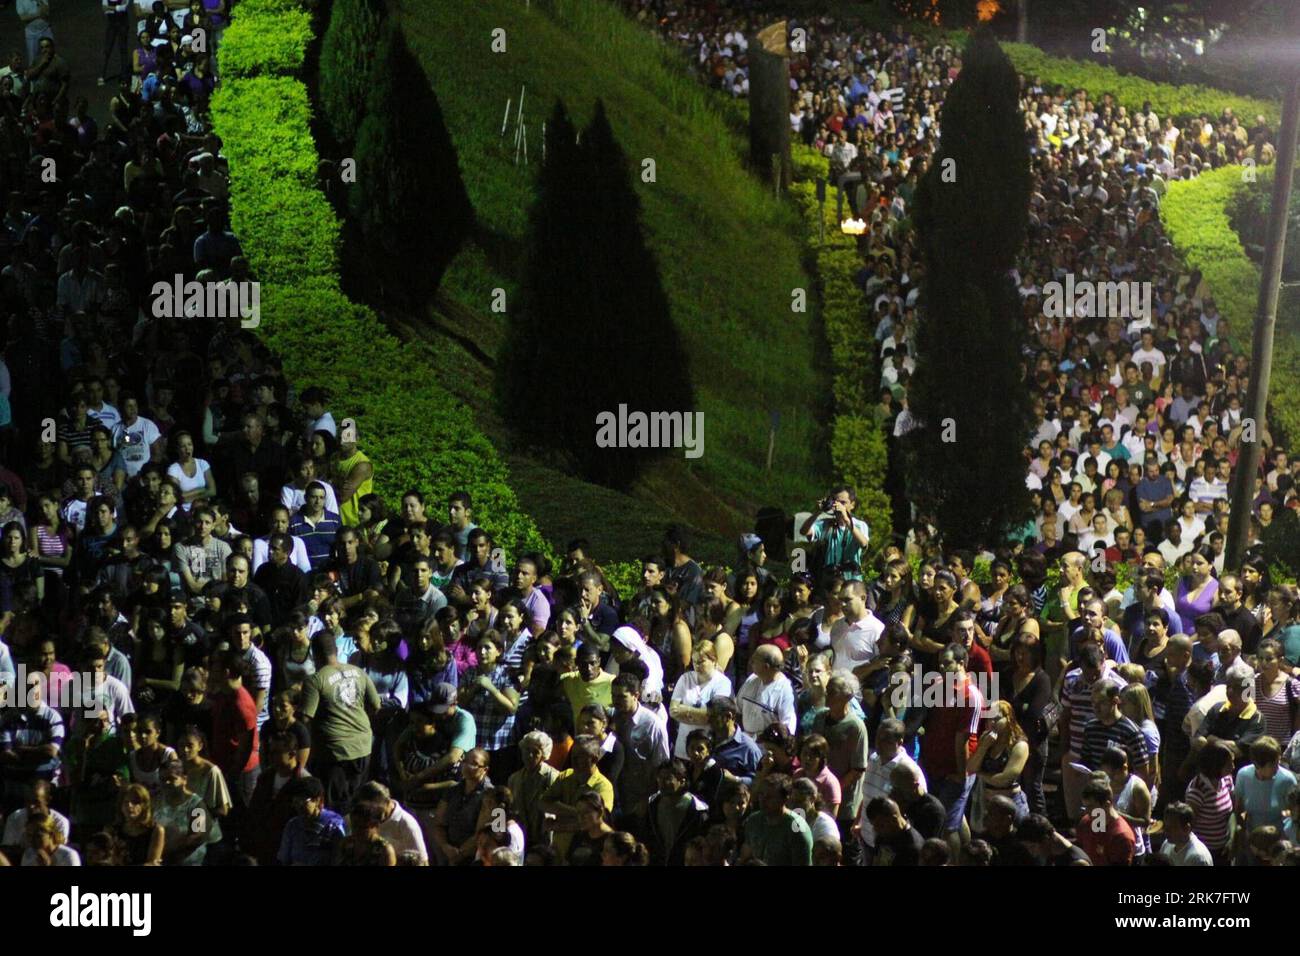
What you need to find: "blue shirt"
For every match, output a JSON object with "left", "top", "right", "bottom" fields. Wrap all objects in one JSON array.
[
  {"left": 810, "top": 517, "right": 870, "bottom": 579},
  {"left": 1068, "top": 626, "right": 1130, "bottom": 665},
  {"left": 1234, "top": 765, "right": 1296, "bottom": 830},
  {"left": 288, "top": 510, "right": 342, "bottom": 570},
  {"left": 713, "top": 728, "right": 762, "bottom": 784},
  {"left": 277, "top": 809, "right": 347, "bottom": 866},
  {"left": 1135, "top": 475, "right": 1174, "bottom": 526}
]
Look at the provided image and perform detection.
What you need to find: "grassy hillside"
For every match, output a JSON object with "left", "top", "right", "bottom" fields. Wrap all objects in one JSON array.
[{"left": 395, "top": 0, "right": 831, "bottom": 551}]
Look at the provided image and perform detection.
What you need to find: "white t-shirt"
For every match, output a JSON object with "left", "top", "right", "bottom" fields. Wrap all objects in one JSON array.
[
  {"left": 167, "top": 458, "right": 212, "bottom": 508},
  {"left": 2, "top": 807, "right": 71, "bottom": 846},
  {"left": 22, "top": 845, "right": 81, "bottom": 866},
  {"left": 736, "top": 673, "right": 797, "bottom": 736},
  {"left": 252, "top": 535, "right": 312, "bottom": 574},
  {"left": 669, "top": 669, "right": 733, "bottom": 758},
  {"left": 1132, "top": 346, "right": 1166, "bottom": 371},
  {"left": 113, "top": 415, "right": 162, "bottom": 478},
  {"left": 830, "top": 613, "right": 884, "bottom": 671},
  {"left": 1160, "top": 833, "right": 1213, "bottom": 866},
  {"left": 280, "top": 481, "right": 340, "bottom": 516},
  {"left": 378, "top": 802, "right": 429, "bottom": 863}
]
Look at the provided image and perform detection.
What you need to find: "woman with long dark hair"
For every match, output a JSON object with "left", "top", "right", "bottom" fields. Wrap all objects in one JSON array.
[
  {"left": 1175, "top": 545, "right": 1220, "bottom": 628},
  {"left": 1010, "top": 633, "right": 1053, "bottom": 816}
]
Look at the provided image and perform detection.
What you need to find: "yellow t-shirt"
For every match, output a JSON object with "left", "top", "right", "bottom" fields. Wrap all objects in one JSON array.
[
  {"left": 544, "top": 767, "right": 615, "bottom": 858},
  {"left": 336, "top": 449, "right": 372, "bottom": 526},
  {"left": 560, "top": 671, "right": 614, "bottom": 727}
]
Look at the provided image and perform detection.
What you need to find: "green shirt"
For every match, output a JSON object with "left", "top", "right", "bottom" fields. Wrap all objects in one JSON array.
[
  {"left": 561, "top": 671, "right": 613, "bottom": 727},
  {"left": 812, "top": 709, "right": 870, "bottom": 820},
  {"left": 744, "top": 809, "right": 813, "bottom": 866},
  {"left": 301, "top": 663, "right": 381, "bottom": 761}
]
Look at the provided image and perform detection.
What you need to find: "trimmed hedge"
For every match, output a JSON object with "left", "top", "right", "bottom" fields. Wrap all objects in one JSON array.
[
  {"left": 927, "top": 30, "right": 1281, "bottom": 126},
  {"left": 209, "top": 0, "right": 550, "bottom": 559},
  {"left": 218, "top": 9, "right": 313, "bottom": 78},
  {"left": 209, "top": 79, "right": 340, "bottom": 286},
  {"left": 790, "top": 143, "right": 892, "bottom": 551},
  {"left": 998, "top": 42, "right": 1280, "bottom": 125}
]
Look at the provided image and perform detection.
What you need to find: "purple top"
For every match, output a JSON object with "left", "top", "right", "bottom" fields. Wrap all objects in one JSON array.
[
  {"left": 136, "top": 46, "right": 157, "bottom": 77},
  {"left": 1175, "top": 575, "right": 1219, "bottom": 631},
  {"left": 202, "top": 0, "right": 227, "bottom": 29}
]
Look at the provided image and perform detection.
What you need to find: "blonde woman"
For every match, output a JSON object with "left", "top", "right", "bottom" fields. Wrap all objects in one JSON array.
[
  {"left": 22, "top": 812, "right": 81, "bottom": 866},
  {"left": 110, "top": 784, "right": 165, "bottom": 865},
  {"left": 1120, "top": 683, "right": 1162, "bottom": 799},
  {"left": 967, "top": 698, "right": 1031, "bottom": 826}
]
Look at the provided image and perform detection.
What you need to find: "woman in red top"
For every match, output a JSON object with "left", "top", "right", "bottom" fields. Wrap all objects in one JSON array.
[{"left": 752, "top": 592, "right": 790, "bottom": 654}]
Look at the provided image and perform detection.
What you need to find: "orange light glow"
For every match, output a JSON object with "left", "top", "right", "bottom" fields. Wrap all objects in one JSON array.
[{"left": 976, "top": 0, "right": 1001, "bottom": 22}]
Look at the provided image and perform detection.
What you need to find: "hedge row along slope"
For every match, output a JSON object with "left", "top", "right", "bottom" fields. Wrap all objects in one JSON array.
[{"left": 213, "top": 0, "right": 549, "bottom": 558}]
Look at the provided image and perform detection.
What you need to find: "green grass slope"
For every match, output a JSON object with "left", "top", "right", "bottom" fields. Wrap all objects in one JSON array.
[{"left": 396, "top": 0, "right": 830, "bottom": 540}]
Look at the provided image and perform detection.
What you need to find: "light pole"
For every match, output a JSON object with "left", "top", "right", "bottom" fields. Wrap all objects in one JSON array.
[{"left": 1225, "top": 73, "right": 1300, "bottom": 570}]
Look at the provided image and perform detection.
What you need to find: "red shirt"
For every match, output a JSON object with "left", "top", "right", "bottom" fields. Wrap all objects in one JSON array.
[
  {"left": 211, "top": 686, "right": 260, "bottom": 774},
  {"left": 919, "top": 676, "right": 983, "bottom": 779},
  {"left": 967, "top": 643, "right": 993, "bottom": 680},
  {"left": 1075, "top": 812, "right": 1135, "bottom": 866}
]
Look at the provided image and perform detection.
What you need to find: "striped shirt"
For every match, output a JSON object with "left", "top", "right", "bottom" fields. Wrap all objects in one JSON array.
[
  {"left": 1079, "top": 714, "right": 1151, "bottom": 774},
  {"left": 288, "top": 510, "right": 342, "bottom": 570},
  {"left": 1185, "top": 773, "right": 1234, "bottom": 851},
  {"left": 242, "top": 645, "right": 273, "bottom": 729},
  {"left": 1254, "top": 675, "right": 1300, "bottom": 743},
  {"left": 0, "top": 703, "right": 65, "bottom": 777},
  {"left": 1062, "top": 664, "right": 1127, "bottom": 759},
  {"left": 35, "top": 524, "right": 69, "bottom": 559}
]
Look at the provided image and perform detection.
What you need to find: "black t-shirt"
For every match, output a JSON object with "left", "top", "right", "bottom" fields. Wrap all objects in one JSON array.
[
  {"left": 1047, "top": 843, "right": 1093, "bottom": 866},
  {"left": 873, "top": 825, "right": 924, "bottom": 866},
  {"left": 904, "top": 794, "right": 947, "bottom": 841},
  {"left": 167, "top": 621, "right": 210, "bottom": 669}
]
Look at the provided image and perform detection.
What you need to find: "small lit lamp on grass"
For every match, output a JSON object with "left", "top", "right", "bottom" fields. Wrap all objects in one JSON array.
[{"left": 840, "top": 217, "right": 867, "bottom": 235}]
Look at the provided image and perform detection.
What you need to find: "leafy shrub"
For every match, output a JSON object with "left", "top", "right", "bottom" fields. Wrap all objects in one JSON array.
[
  {"left": 210, "top": 78, "right": 340, "bottom": 285},
  {"left": 980, "top": 41, "right": 1280, "bottom": 125},
  {"left": 218, "top": 9, "right": 312, "bottom": 77}
]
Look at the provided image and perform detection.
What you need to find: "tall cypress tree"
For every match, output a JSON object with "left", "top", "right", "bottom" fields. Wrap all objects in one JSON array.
[
  {"left": 319, "top": 0, "right": 386, "bottom": 149},
  {"left": 903, "top": 29, "right": 1034, "bottom": 548},
  {"left": 499, "top": 99, "right": 694, "bottom": 489},
  {"left": 349, "top": 21, "right": 474, "bottom": 304}
]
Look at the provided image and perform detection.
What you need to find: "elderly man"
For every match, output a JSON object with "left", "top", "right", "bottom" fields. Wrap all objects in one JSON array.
[
  {"left": 813, "top": 671, "right": 870, "bottom": 863},
  {"left": 1190, "top": 671, "right": 1265, "bottom": 770},
  {"left": 736, "top": 644, "right": 797, "bottom": 736},
  {"left": 1213, "top": 629, "right": 1253, "bottom": 687}
]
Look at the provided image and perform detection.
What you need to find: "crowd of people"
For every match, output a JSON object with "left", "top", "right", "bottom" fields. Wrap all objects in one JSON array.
[{"left": 0, "top": 0, "right": 1294, "bottom": 868}]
